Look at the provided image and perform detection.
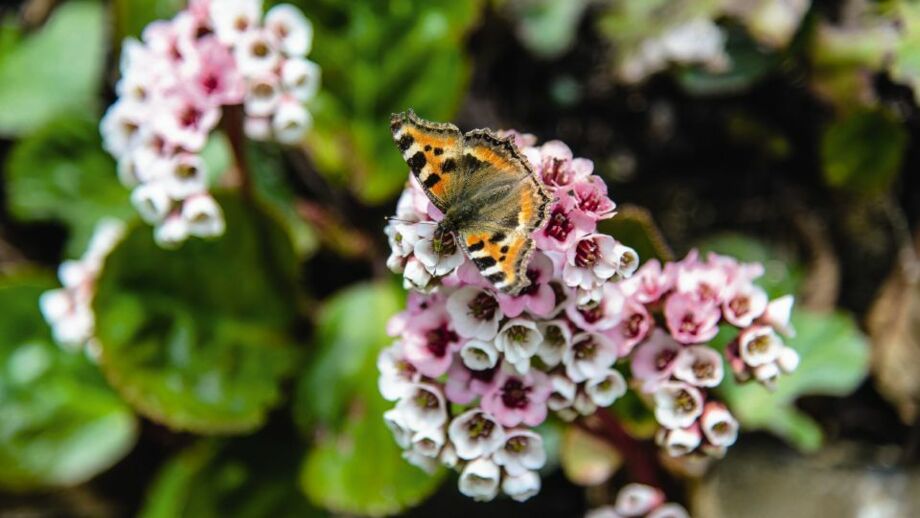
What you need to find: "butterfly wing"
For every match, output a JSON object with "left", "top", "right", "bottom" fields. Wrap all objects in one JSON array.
[
  {"left": 457, "top": 130, "right": 552, "bottom": 294},
  {"left": 390, "top": 110, "right": 464, "bottom": 212}
]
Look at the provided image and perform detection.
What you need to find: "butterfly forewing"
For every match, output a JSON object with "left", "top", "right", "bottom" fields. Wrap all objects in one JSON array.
[{"left": 390, "top": 110, "right": 464, "bottom": 212}]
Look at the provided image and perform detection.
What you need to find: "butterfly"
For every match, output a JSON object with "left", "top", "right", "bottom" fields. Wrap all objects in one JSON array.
[{"left": 390, "top": 110, "right": 552, "bottom": 295}]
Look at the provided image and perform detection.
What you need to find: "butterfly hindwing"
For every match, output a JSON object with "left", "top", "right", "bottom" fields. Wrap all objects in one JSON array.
[
  {"left": 458, "top": 130, "right": 552, "bottom": 294},
  {"left": 390, "top": 110, "right": 463, "bottom": 212}
]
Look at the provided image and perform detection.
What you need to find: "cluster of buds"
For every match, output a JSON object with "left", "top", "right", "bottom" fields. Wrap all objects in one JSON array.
[
  {"left": 39, "top": 220, "right": 125, "bottom": 357},
  {"left": 619, "top": 251, "right": 798, "bottom": 458},
  {"left": 380, "top": 136, "right": 640, "bottom": 502},
  {"left": 100, "top": 0, "right": 319, "bottom": 247},
  {"left": 586, "top": 483, "right": 689, "bottom": 518}
]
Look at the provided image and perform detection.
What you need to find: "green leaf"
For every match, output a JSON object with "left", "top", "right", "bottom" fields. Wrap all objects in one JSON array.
[
  {"left": 113, "top": 0, "right": 184, "bottom": 42},
  {"left": 6, "top": 113, "right": 134, "bottom": 257},
  {"left": 296, "top": 281, "right": 445, "bottom": 516},
  {"left": 295, "top": 282, "right": 404, "bottom": 429},
  {"left": 820, "top": 108, "right": 908, "bottom": 196},
  {"left": 716, "top": 310, "right": 870, "bottom": 452},
  {"left": 93, "top": 193, "right": 301, "bottom": 434},
  {"left": 0, "top": 273, "right": 137, "bottom": 490},
  {"left": 695, "top": 232, "right": 804, "bottom": 299},
  {"left": 0, "top": 2, "right": 105, "bottom": 135},
  {"left": 141, "top": 435, "right": 326, "bottom": 518},
  {"left": 295, "top": 0, "right": 483, "bottom": 204}
]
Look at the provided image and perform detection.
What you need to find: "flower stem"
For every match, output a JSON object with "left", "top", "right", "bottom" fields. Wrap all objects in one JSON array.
[
  {"left": 221, "top": 104, "right": 253, "bottom": 199},
  {"left": 578, "top": 409, "right": 663, "bottom": 487}
]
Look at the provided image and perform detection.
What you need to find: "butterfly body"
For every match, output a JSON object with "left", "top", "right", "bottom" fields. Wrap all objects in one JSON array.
[{"left": 391, "top": 110, "right": 552, "bottom": 294}]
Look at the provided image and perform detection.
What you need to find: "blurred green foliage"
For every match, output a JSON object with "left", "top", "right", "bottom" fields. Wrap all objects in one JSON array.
[
  {"left": 93, "top": 194, "right": 301, "bottom": 434},
  {"left": 296, "top": 282, "right": 445, "bottom": 516},
  {"left": 820, "top": 108, "right": 908, "bottom": 196},
  {"left": 0, "top": 2, "right": 105, "bottom": 136},
  {"left": 141, "top": 436, "right": 324, "bottom": 518},
  {"left": 6, "top": 114, "right": 134, "bottom": 258},
  {"left": 291, "top": 0, "right": 483, "bottom": 204},
  {"left": 0, "top": 273, "right": 136, "bottom": 490}
]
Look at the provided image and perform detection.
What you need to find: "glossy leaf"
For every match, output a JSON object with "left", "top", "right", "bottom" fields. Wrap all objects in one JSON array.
[
  {"left": 6, "top": 114, "right": 134, "bottom": 257},
  {"left": 296, "top": 282, "right": 444, "bottom": 516},
  {"left": 93, "top": 193, "right": 301, "bottom": 434},
  {"left": 0, "top": 2, "right": 105, "bottom": 135},
  {"left": 0, "top": 273, "right": 137, "bottom": 490}
]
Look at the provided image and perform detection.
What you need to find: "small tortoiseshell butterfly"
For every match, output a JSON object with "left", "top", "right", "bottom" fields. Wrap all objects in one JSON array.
[{"left": 390, "top": 110, "right": 553, "bottom": 295}]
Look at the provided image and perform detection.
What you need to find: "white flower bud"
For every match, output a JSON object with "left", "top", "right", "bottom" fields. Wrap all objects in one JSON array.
[
  {"left": 460, "top": 340, "right": 499, "bottom": 371},
  {"left": 132, "top": 182, "right": 173, "bottom": 224},
  {"left": 777, "top": 346, "right": 800, "bottom": 373},
  {"left": 458, "top": 458, "right": 500, "bottom": 502},
  {"left": 585, "top": 369, "right": 627, "bottom": 407},
  {"left": 265, "top": 3, "right": 313, "bottom": 56},
  {"left": 502, "top": 469, "right": 541, "bottom": 502},
  {"left": 493, "top": 429, "right": 546, "bottom": 476},
  {"left": 154, "top": 214, "right": 189, "bottom": 249},
  {"left": 447, "top": 409, "right": 505, "bottom": 460},
  {"left": 614, "top": 483, "right": 664, "bottom": 517},
  {"left": 272, "top": 97, "right": 312, "bottom": 144},
  {"left": 181, "top": 194, "right": 225, "bottom": 238}
]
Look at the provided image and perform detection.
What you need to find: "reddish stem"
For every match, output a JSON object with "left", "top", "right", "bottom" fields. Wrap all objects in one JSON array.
[
  {"left": 221, "top": 104, "right": 252, "bottom": 198},
  {"left": 578, "top": 409, "right": 663, "bottom": 487}
]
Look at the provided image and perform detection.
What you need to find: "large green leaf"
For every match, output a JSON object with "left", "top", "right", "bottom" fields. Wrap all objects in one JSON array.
[
  {"left": 716, "top": 310, "right": 870, "bottom": 452},
  {"left": 296, "top": 282, "right": 445, "bottom": 516},
  {"left": 140, "top": 435, "right": 325, "bottom": 518},
  {"left": 820, "top": 108, "right": 908, "bottom": 196},
  {"left": 0, "top": 2, "right": 105, "bottom": 135},
  {"left": 290, "top": 0, "right": 482, "bottom": 204},
  {"left": 6, "top": 114, "right": 134, "bottom": 257},
  {"left": 0, "top": 273, "right": 137, "bottom": 490},
  {"left": 93, "top": 193, "right": 301, "bottom": 434}
]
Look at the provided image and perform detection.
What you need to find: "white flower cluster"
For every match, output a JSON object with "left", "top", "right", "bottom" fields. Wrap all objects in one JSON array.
[
  {"left": 586, "top": 483, "right": 690, "bottom": 518},
  {"left": 39, "top": 219, "right": 125, "bottom": 357},
  {"left": 100, "top": 0, "right": 319, "bottom": 248},
  {"left": 380, "top": 135, "right": 638, "bottom": 502},
  {"left": 618, "top": 18, "right": 729, "bottom": 84}
]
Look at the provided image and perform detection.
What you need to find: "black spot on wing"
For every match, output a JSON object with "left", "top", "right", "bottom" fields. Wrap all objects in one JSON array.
[
  {"left": 424, "top": 145, "right": 431, "bottom": 151},
  {"left": 397, "top": 134, "right": 413, "bottom": 152},
  {"left": 499, "top": 256, "right": 506, "bottom": 262},
  {"left": 489, "top": 232, "right": 506, "bottom": 243},
  {"left": 461, "top": 153, "right": 486, "bottom": 174},
  {"left": 487, "top": 272, "right": 506, "bottom": 283},
  {"left": 407, "top": 151, "right": 427, "bottom": 175},
  {"left": 441, "top": 158, "right": 457, "bottom": 173},
  {"left": 434, "top": 147, "right": 443, "bottom": 155},
  {"left": 467, "top": 240, "right": 485, "bottom": 252},
  {"left": 423, "top": 173, "right": 441, "bottom": 188},
  {"left": 500, "top": 245, "right": 509, "bottom": 253},
  {"left": 474, "top": 256, "right": 497, "bottom": 269}
]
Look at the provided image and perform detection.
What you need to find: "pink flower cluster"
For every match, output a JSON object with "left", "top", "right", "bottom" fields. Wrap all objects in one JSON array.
[
  {"left": 620, "top": 251, "right": 798, "bottom": 458},
  {"left": 586, "top": 483, "right": 689, "bottom": 518},
  {"left": 101, "top": 0, "right": 319, "bottom": 247},
  {"left": 380, "top": 136, "right": 639, "bottom": 502},
  {"left": 39, "top": 219, "right": 125, "bottom": 358}
]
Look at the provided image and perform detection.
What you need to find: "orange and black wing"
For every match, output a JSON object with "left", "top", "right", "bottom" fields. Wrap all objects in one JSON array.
[
  {"left": 390, "top": 110, "right": 464, "bottom": 212},
  {"left": 458, "top": 130, "right": 553, "bottom": 294}
]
